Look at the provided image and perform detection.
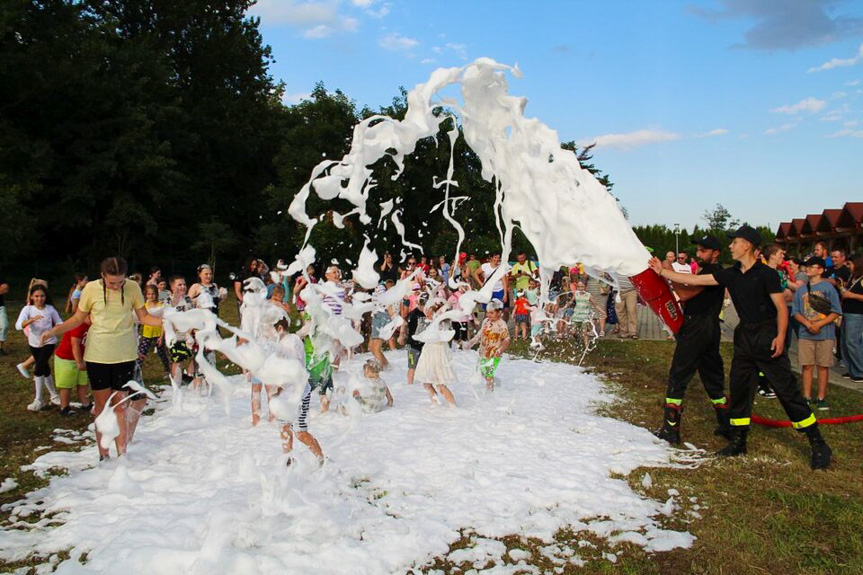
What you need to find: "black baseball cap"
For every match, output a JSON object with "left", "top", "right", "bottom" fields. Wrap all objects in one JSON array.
[
  {"left": 727, "top": 225, "right": 763, "bottom": 248},
  {"left": 802, "top": 256, "right": 826, "bottom": 269},
  {"left": 692, "top": 234, "right": 721, "bottom": 251}
]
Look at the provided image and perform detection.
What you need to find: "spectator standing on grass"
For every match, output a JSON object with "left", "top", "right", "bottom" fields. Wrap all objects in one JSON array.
[
  {"left": 615, "top": 274, "right": 639, "bottom": 339},
  {"left": 792, "top": 257, "right": 842, "bottom": 410},
  {"left": 41, "top": 257, "right": 163, "bottom": 461},
  {"left": 839, "top": 254, "right": 863, "bottom": 383},
  {"left": 649, "top": 225, "right": 832, "bottom": 470},
  {"left": 16, "top": 284, "right": 62, "bottom": 411},
  {"left": 0, "top": 273, "right": 9, "bottom": 356}
]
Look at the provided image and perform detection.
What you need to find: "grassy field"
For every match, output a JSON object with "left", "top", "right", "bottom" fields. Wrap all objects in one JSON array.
[{"left": 2, "top": 300, "right": 863, "bottom": 574}]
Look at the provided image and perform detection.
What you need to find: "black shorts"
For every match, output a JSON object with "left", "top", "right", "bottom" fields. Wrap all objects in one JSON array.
[{"left": 86, "top": 361, "right": 136, "bottom": 392}]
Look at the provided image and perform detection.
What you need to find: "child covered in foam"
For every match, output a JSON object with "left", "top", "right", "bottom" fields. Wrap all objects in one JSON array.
[
  {"left": 268, "top": 317, "right": 323, "bottom": 466},
  {"left": 351, "top": 359, "right": 394, "bottom": 413},
  {"left": 463, "top": 299, "right": 510, "bottom": 391}
]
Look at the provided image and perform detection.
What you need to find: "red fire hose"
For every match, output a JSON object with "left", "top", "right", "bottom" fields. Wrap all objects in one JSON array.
[{"left": 752, "top": 414, "right": 863, "bottom": 427}]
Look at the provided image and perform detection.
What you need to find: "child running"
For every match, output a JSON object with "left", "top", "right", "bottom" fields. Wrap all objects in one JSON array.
[
  {"left": 16, "top": 284, "right": 62, "bottom": 411},
  {"left": 352, "top": 359, "right": 394, "bottom": 413},
  {"left": 464, "top": 299, "right": 510, "bottom": 391},
  {"left": 414, "top": 301, "right": 457, "bottom": 406}
]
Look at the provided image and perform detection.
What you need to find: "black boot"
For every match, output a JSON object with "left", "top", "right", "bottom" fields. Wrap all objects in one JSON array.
[
  {"left": 713, "top": 406, "right": 732, "bottom": 440},
  {"left": 716, "top": 427, "right": 747, "bottom": 457},
  {"left": 805, "top": 425, "right": 832, "bottom": 470},
  {"left": 653, "top": 404, "right": 681, "bottom": 445}
]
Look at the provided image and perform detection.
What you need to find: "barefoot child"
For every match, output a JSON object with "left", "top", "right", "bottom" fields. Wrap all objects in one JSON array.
[
  {"left": 464, "top": 299, "right": 510, "bottom": 391},
  {"left": 270, "top": 318, "right": 323, "bottom": 465},
  {"left": 352, "top": 359, "right": 394, "bottom": 413},
  {"left": 398, "top": 293, "right": 430, "bottom": 385},
  {"left": 414, "top": 301, "right": 457, "bottom": 406}
]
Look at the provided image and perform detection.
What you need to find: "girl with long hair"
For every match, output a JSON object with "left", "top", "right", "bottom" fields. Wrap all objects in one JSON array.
[
  {"left": 16, "top": 284, "right": 62, "bottom": 410},
  {"left": 42, "top": 257, "right": 163, "bottom": 461}
]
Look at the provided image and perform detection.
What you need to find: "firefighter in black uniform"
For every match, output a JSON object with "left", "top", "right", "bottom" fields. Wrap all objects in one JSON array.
[
  {"left": 654, "top": 235, "right": 729, "bottom": 445},
  {"left": 649, "top": 225, "right": 832, "bottom": 470}
]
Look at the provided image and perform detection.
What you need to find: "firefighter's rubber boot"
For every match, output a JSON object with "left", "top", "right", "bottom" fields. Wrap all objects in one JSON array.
[
  {"left": 806, "top": 425, "right": 832, "bottom": 470},
  {"left": 716, "top": 426, "right": 748, "bottom": 457},
  {"left": 713, "top": 404, "right": 732, "bottom": 440},
  {"left": 653, "top": 404, "right": 682, "bottom": 445}
]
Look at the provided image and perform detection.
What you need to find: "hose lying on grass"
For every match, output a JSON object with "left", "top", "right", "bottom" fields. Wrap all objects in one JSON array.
[{"left": 752, "top": 414, "right": 863, "bottom": 427}]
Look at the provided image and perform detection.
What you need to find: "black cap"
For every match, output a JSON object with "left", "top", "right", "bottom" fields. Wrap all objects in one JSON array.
[
  {"left": 692, "top": 234, "right": 721, "bottom": 251},
  {"left": 727, "top": 225, "right": 763, "bottom": 248},
  {"left": 802, "top": 256, "right": 826, "bottom": 269}
]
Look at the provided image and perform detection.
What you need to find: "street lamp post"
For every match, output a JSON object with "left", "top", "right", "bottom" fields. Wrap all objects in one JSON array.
[{"left": 674, "top": 223, "right": 680, "bottom": 255}]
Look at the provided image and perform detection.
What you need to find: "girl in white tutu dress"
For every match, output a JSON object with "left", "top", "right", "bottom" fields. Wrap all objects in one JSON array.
[{"left": 413, "top": 301, "right": 457, "bottom": 407}]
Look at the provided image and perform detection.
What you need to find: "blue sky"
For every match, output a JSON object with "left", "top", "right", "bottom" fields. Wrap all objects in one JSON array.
[{"left": 248, "top": 0, "right": 862, "bottom": 231}]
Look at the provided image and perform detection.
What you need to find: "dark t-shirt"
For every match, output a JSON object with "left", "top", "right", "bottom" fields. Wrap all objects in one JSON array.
[
  {"left": 844, "top": 276, "right": 863, "bottom": 315},
  {"left": 379, "top": 265, "right": 398, "bottom": 284},
  {"left": 406, "top": 308, "right": 428, "bottom": 351},
  {"left": 712, "top": 260, "right": 782, "bottom": 324},
  {"left": 682, "top": 263, "right": 724, "bottom": 317}
]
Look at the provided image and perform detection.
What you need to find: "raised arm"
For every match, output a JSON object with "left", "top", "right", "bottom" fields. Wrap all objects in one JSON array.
[{"left": 648, "top": 258, "right": 718, "bottom": 286}]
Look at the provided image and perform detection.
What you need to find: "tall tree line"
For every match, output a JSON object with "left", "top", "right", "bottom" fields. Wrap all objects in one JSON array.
[{"left": 1, "top": 0, "right": 626, "bottom": 283}]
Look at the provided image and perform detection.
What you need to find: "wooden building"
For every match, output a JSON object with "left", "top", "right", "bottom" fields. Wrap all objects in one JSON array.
[{"left": 775, "top": 202, "right": 863, "bottom": 255}]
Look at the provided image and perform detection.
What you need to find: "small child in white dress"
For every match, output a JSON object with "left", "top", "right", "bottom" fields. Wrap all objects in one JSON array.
[{"left": 413, "top": 302, "right": 458, "bottom": 406}]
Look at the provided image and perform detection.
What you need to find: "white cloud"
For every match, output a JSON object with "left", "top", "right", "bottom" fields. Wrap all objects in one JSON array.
[
  {"left": 764, "top": 123, "right": 797, "bottom": 135},
  {"left": 420, "top": 58, "right": 436, "bottom": 65},
  {"left": 826, "top": 128, "right": 863, "bottom": 138},
  {"left": 379, "top": 32, "right": 419, "bottom": 52},
  {"left": 807, "top": 43, "right": 863, "bottom": 72},
  {"left": 770, "top": 97, "right": 826, "bottom": 115},
  {"left": 249, "top": 0, "right": 361, "bottom": 39},
  {"left": 585, "top": 129, "right": 681, "bottom": 150},
  {"left": 445, "top": 43, "right": 468, "bottom": 60},
  {"left": 846, "top": 79, "right": 861, "bottom": 86},
  {"left": 694, "top": 128, "right": 729, "bottom": 138}
]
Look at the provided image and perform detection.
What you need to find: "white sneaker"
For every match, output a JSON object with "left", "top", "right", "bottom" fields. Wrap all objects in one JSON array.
[
  {"left": 50, "top": 395, "right": 61, "bottom": 406},
  {"left": 27, "top": 399, "right": 46, "bottom": 412},
  {"left": 17, "top": 364, "right": 30, "bottom": 378}
]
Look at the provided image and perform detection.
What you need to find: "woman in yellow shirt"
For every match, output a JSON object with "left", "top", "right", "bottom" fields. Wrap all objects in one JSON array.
[{"left": 42, "top": 257, "right": 163, "bottom": 461}]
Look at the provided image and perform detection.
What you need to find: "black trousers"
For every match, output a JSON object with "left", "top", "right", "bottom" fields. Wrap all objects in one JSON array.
[
  {"left": 729, "top": 320, "right": 815, "bottom": 430},
  {"left": 30, "top": 344, "right": 55, "bottom": 377},
  {"left": 666, "top": 314, "right": 726, "bottom": 404}
]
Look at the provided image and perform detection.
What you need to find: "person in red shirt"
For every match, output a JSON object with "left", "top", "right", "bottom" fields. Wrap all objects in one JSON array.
[
  {"left": 54, "top": 319, "right": 91, "bottom": 416},
  {"left": 514, "top": 291, "right": 531, "bottom": 340}
]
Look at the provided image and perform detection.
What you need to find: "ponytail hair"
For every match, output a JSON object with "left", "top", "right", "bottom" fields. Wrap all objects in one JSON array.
[
  {"left": 25, "top": 278, "right": 48, "bottom": 304},
  {"left": 100, "top": 256, "right": 128, "bottom": 306},
  {"left": 28, "top": 283, "right": 53, "bottom": 307},
  {"left": 65, "top": 273, "right": 87, "bottom": 314}
]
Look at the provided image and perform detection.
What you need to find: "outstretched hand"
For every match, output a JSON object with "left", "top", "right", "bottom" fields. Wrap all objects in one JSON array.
[{"left": 647, "top": 257, "right": 663, "bottom": 275}]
